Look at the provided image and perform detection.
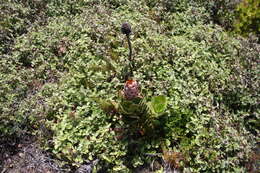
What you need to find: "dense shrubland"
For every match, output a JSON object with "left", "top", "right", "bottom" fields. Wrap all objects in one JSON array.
[{"left": 1, "top": 0, "right": 259, "bottom": 172}]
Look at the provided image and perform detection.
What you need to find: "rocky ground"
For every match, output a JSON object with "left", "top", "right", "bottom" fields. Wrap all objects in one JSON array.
[{"left": 0, "top": 135, "right": 66, "bottom": 173}]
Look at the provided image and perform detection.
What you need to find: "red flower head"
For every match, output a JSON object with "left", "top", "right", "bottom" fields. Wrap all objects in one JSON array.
[{"left": 123, "top": 80, "right": 140, "bottom": 100}]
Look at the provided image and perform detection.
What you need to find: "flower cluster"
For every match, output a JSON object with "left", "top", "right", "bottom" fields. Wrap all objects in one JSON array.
[{"left": 123, "top": 79, "right": 140, "bottom": 100}]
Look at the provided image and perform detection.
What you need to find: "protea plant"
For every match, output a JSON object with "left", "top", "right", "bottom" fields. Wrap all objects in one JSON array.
[
  {"left": 118, "top": 79, "right": 146, "bottom": 117},
  {"left": 95, "top": 23, "right": 168, "bottom": 137},
  {"left": 123, "top": 79, "right": 140, "bottom": 100}
]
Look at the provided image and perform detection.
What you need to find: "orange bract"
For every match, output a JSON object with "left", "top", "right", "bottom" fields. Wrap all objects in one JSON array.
[{"left": 125, "top": 80, "right": 135, "bottom": 86}]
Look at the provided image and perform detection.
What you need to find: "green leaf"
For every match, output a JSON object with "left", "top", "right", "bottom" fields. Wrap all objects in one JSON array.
[
  {"left": 119, "top": 98, "right": 146, "bottom": 116},
  {"left": 151, "top": 95, "right": 167, "bottom": 114},
  {"left": 94, "top": 98, "right": 117, "bottom": 113}
]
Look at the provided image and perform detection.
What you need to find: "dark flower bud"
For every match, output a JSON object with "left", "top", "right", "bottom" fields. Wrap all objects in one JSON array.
[{"left": 121, "top": 22, "right": 132, "bottom": 35}]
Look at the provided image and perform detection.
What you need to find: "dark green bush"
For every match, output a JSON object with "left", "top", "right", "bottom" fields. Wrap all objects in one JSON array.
[
  {"left": 234, "top": 0, "right": 260, "bottom": 37},
  {"left": 196, "top": 0, "right": 239, "bottom": 29}
]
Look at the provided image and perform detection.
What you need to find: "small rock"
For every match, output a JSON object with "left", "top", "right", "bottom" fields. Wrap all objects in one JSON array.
[{"left": 18, "top": 152, "right": 24, "bottom": 158}]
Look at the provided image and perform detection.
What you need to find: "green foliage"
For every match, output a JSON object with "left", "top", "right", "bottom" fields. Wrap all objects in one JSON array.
[
  {"left": 234, "top": 0, "right": 260, "bottom": 36},
  {"left": 196, "top": 0, "right": 239, "bottom": 29},
  {"left": 150, "top": 96, "right": 167, "bottom": 114},
  {"left": 119, "top": 97, "right": 147, "bottom": 116},
  {"left": 1, "top": 0, "right": 259, "bottom": 172}
]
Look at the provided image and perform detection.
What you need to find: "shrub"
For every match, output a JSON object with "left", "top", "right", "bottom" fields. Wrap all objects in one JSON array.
[
  {"left": 196, "top": 0, "right": 239, "bottom": 29},
  {"left": 1, "top": 0, "right": 259, "bottom": 172},
  {"left": 234, "top": 0, "right": 260, "bottom": 37}
]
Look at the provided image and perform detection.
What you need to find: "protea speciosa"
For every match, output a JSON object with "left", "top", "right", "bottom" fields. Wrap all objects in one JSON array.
[{"left": 123, "top": 79, "right": 140, "bottom": 100}]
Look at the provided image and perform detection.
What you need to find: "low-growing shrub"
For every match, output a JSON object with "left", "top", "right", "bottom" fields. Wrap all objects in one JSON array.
[
  {"left": 1, "top": 0, "right": 259, "bottom": 172},
  {"left": 234, "top": 0, "right": 260, "bottom": 37}
]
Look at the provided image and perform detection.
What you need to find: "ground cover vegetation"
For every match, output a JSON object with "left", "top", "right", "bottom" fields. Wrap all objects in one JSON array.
[{"left": 0, "top": 0, "right": 259, "bottom": 172}]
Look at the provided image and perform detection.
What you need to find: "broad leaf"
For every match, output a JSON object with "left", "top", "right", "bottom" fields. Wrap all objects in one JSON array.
[{"left": 151, "top": 95, "right": 167, "bottom": 114}]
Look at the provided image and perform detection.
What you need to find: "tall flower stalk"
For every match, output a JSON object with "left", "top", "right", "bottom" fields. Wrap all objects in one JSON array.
[{"left": 121, "top": 22, "right": 134, "bottom": 77}]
